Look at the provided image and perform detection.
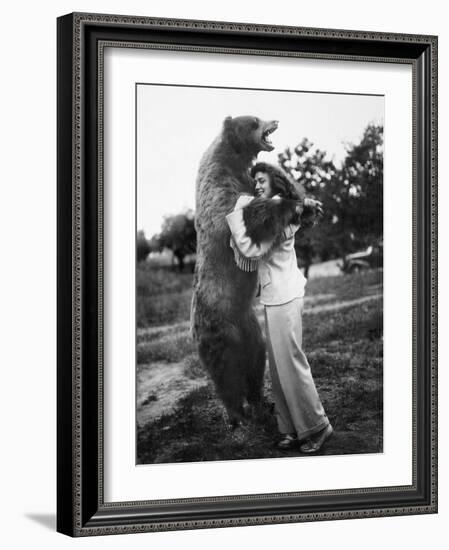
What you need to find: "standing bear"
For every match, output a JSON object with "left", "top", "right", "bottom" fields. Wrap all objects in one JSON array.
[{"left": 191, "top": 115, "right": 304, "bottom": 428}]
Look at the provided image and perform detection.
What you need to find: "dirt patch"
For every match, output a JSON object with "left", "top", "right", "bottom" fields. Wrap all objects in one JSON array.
[
  {"left": 137, "top": 362, "right": 208, "bottom": 427},
  {"left": 306, "top": 293, "right": 382, "bottom": 315}
]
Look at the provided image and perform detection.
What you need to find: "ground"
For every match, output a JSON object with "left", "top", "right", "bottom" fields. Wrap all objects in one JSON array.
[{"left": 136, "top": 260, "right": 383, "bottom": 464}]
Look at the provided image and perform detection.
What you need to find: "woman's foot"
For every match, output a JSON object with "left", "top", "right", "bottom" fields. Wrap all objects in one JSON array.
[
  {"left": 277, "top": 433, "right": 298, "bottom": 450},
  {"left": 299, "top": 424, "right": 333, "bottom": 454}
]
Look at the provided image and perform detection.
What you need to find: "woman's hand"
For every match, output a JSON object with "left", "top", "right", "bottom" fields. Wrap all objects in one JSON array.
[
  {"left": 303, "top": 198, "right": 324, "bottom": 218},
  {"left": 298, "top": 198, "right": 324, "bottom": 232}
]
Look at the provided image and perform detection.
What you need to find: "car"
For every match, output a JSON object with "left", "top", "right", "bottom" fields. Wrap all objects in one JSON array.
[{"left": 340, "top": 242, "right": 383, "bottom": 274}]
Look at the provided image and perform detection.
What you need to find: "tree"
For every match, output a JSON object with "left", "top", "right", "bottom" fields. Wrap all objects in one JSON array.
[
  {"left": 279, "top": 138, "right": 340, "bottom": 265},
  {"left": 136, "top": 230, "right": 151, "bottom": 263},
  {"left": 279, "top": 124, "right": 384, "bottom": 263},
  {"left": 338, "top": 123, "right": 384, "bottom": 244},
  {"left": 158, "top": 210, "right": 197, "bottom": 271}
]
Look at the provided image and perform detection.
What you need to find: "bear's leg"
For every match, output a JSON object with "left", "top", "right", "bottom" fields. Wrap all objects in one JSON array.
[
  {"left": 243, "top": 311, "right": 267, "bottom": 421},
  {"left": 197, "top": 322, "right": 248, "bottom": 429}
]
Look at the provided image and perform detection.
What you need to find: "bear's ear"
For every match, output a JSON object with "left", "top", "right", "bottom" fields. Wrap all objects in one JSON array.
[
  {"left": 223, "top": 116, "right": 243, "bottom": 152},
  {"left": 223, "top": 116, "right": 233, "bottom": 129}
]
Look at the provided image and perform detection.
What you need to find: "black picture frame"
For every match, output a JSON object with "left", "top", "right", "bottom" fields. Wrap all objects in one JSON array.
[{"left": 57, "top": 12, "right": 438, "bottom": 537}]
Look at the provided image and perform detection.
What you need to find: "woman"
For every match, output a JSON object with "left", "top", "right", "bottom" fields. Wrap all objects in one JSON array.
[{"left": 225, "top": 162, "right": 333, "bottom": 453}]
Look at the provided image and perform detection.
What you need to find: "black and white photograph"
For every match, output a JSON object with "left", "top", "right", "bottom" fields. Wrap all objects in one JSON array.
[{"left": 136, "top": 84, "right": 384, "bottom": 464}]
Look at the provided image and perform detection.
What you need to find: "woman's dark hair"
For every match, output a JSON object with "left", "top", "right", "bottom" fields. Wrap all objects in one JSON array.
[{"left": 250, "top": 162, "right": 305, "bottom": 202}]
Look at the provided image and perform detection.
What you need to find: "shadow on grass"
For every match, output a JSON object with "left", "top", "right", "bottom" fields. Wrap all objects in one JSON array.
[{"left": 137, "top": 386, "right": 282, "bottom": 464}]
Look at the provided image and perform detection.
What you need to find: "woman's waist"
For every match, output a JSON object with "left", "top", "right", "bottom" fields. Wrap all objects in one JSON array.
[
  {"left": 259, "top": 262, "right": 305, "bottom": 285},
  {"left": 258, "top": 266, "right": 306, "bottom": 303},
  {"left": 259, "top": 284, "right": 306, "bottom": 305}
]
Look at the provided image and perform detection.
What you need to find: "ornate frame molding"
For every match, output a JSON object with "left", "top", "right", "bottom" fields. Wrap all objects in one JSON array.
[{"left": 57, "top": 12, "right": 437, "bottom": 537}]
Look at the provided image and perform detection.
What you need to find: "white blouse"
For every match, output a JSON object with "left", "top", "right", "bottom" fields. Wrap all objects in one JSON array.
[{"left": 226, "top": 194, "right": 307, "bottom": 306}]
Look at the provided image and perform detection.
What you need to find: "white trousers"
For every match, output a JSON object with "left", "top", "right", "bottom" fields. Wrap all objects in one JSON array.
[{"left": 264, "top": 297, "right": 329, "bottom": 439}]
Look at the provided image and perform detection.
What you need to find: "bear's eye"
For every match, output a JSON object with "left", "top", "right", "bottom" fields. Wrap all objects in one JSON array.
[{"left": 252, "top": 117, "right": 259, "bottom": 128}]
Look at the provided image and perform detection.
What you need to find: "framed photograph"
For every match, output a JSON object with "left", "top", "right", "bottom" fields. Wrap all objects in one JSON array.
[{"left": 57, "top": 12, "right": 438, "bottom": 536}]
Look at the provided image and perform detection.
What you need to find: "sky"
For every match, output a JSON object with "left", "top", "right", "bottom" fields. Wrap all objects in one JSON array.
[{"left": 137, "top": 84, "right": 384, "bottom": 238}]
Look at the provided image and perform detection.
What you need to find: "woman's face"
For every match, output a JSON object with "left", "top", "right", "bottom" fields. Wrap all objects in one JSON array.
[{"left": 254, "top": 171, "right": 272, "bottom": 198}]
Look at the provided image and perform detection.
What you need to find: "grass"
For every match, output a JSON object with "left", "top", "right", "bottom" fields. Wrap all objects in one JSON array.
[
  {"left": 137, "top": 331, "right": 196, "bottom": 364},
  {"left": 136, "top": 264, "right": 383, "bottom": 463},
  {"left": 137, "top": 263, "right": 193, "bottom": 327}
]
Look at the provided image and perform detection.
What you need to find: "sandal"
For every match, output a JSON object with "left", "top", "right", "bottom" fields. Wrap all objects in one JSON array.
[
  {"left": 277, "top": 433, "right": 298, "bottom": 450},
  {"left": 299, "top": 424, "right": 333, "bottom": 454}
]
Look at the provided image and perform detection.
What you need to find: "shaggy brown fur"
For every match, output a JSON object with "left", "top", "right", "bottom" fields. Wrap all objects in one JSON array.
[
  {"left": 191, "top": 116, "right": 299, "bottom": 427},
  {"left": 242, "top": 197, "right": 301, "bottom": 245}
]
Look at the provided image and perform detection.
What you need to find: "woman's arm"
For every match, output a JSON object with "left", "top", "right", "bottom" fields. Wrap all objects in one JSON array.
[
  {"left": 226, "top": 206, "right": 275, "bottom": 258},
  {"left": 283, "top": 222, "right": 301, "bottom": 240}
]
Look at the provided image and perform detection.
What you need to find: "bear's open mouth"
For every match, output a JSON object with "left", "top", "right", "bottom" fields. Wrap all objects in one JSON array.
[
  {"left": 262, "top": 129, "right": 274, "bottom": 145},
  {"left": 261, "top": 121, "right": 278, "bottom": 149}
]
